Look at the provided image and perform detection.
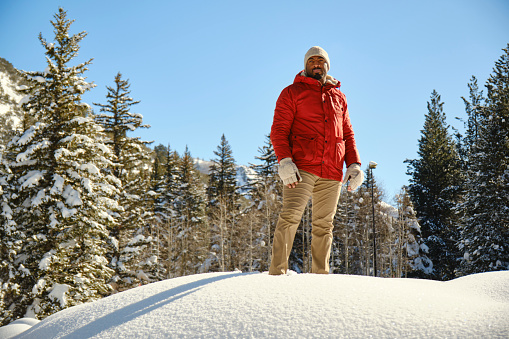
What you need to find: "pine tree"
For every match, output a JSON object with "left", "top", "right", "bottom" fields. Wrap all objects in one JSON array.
[
  {"left": 206, "top": 134, "right": 239, "bottom": 271},
  {"left": 395, "top": 187, "right": 432, "bottom": 278},
  {"left": 152, "top": 144, "right": 167, "bottom": 226},
  {"left": 457, "top": 45, "right": 509, "bottom": 275},
  {"left": 0, "top": 146, "right": 19, "bottom": 323},
  {"left": 0, "top": 8, "right": 119, "bottom": 324},
  {"left": 452, "top": 76, "right": 485, "bottom": 231},
  {"left": 360, "top": 166, "right": 385, "bottom": 276},
  {"left": 405, "top": 90, "right": 463, "bottom": 280},
  {"left": 94, "top": 72, "right": 155, "bottom": 291},
  {"left": 151, "top": 144, "right": 180, "bottom": 279},
  {"left": 460, "top": 76, "right": 485, "bottom": 159},
  {"left": 248, "top": 134, "right": 282, "bottom": 271},
  {"left": 174, "top": 147, "right": 207, "bottom": 276},
  {"left": 331, "top": 186, "right": 351, "bottom": 274}
]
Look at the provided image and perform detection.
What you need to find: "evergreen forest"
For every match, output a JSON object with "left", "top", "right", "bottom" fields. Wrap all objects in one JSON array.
[{"left": 0, "top": 8, "right": 507, "bottom": 324}]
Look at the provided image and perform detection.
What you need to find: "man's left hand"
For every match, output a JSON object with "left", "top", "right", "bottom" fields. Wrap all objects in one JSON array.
[{"left": 343, "top": 163, "right": 364, "bottom": 191}]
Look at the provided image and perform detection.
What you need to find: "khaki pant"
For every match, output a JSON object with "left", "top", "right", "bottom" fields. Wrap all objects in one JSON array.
[{"left": 269, "top": 170, "right": 342, "bottom": 275}]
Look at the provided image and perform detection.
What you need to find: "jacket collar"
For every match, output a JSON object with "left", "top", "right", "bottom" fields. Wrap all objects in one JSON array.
[{"left": 295, "top": 71, "right": 341, "bottom": 88}]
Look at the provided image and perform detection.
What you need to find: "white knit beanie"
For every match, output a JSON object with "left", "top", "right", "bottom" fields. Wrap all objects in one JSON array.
[{"left": 304, "top": 46, "right": 330, "bottom": 72}]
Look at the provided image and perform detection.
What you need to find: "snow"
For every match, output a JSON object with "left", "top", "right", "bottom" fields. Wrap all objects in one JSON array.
[
  {"left": 62, "top": 185, "right": 82, "bottom": 206},
  {"left": 79, "top": 163, "right": 100, "bottom": 175},
  {"left": 18, "top": 170, "right": 44, "bottom": 190},
  {"left": 193, "top": 157, "right": 214, "bottom": 174},
  {"left": 48, "top": 284, "right": 70, "bottom": 308},
  {"left": 0, "top": 70, "right": 23, "bottom": 128},
  {"left": 0, "top": 72, "right": 23, "bottom": 103},
  {"left": 236, "top": 164, "right": 257, "bottom": 188},
  {"left": 0, "top": 318, "right": 40, "bottom": 339},
  {"left": 16, "top": 140, "right": 51, "bottom": 163},
  {"left": 39, "top": 250, "right": 56, "bottom": 270},
  {"left": 380, "top": 201, "right": 399, "bottom": 219},
  {"left": 2, "top": 270, "right": 507, "bottom": 338},
  {"left": 16, "top": 123, "right": 44, "bottom": 146}
]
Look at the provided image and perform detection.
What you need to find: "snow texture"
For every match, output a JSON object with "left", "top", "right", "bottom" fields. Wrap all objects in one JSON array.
[
  {"left": 3, "top": 270, "right": 507, "bottom": 338},
  {"left": 0, "top": 71, "right": 24, "bottom": 118},
  {"left": 0, "top": 318, "right": 40, "bottom": 339}
]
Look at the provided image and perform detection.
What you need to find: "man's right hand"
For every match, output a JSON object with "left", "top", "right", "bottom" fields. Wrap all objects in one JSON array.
[{"left": 278, "top": 158, "right": 302, "bottom": 188}]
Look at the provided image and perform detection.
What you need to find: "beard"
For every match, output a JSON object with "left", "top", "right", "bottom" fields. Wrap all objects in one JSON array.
[
  {"left": 306, "top": 67, "right": 326, "bottom": 81},
  {"left": 309, "top": 72, "right": 324, "bottom": 81}
]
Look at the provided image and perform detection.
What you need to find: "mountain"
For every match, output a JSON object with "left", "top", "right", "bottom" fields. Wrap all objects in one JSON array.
[
  {"left": 0, "top": 57, "right": 25, "bottom": 146},
  {"left": 193, "top": 157, "right": 258, "bottom": 190},
  {"left": 2, "top": 270, "right": 508, "bottom": 338}
]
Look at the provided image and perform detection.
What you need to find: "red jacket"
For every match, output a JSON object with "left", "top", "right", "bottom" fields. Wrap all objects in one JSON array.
[{"left": 271, "top": 72, "right": 361, "bottom": 182}]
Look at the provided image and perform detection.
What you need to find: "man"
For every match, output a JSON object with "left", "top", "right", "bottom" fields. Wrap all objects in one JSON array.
[{"left": 269, "top": 46, "right": 364, "bottom": 275}]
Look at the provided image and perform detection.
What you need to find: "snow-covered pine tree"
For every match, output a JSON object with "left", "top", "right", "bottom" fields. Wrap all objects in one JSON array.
[
  {"left": 248, "top": 134, "right": 282, "bottom": 271},
  {"left": 0, "top": 146, "right": 20, "bottom": 325},
  {"left": 405, "top": 90, "right": 463, "bottom": 280},
  {"left": 395, "top": 186, "right": 432, "bottom": 278},
  {"left": 144, "top": 144, "right": 168, "bottom": 281},
  {"left": 0, "top": 8, "right": 120, "bottom": 324},
  {"left": 151, "top": 144, "right": 166, "bottom": 226},
  {"left": 457, "top": 45, "right": 509, "bottom": 275},
  {"left": 174, "top": 147, "right": 207, "bottom": 276},
  {"left": 161, "top": 147, "right": 181, "bottom": 277},
  {"left": 206, "top": 134, "right": 240, "bottom": 271},
  {"left": 93, "top": 72, "right": 156, "bottom": 291},
  {"left": 151, "top": 144, "right": 181, "bottom": 279}
]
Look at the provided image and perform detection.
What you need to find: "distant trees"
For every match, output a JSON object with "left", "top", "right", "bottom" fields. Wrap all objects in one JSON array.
[
  {"left": 206, "top": 134, "right": 240, "bottom": 272},
  {"left": 247, "top": 134, "right": 281, "bottom": 272},
  {"left": 151, "top": 144, "right": 179, "bottom": 279},
  {"left": 173, "top": 147, "right": 207, "bottom": 276},
  {"left": 329, "top": 168, "right": 428, "bottom": 278}
]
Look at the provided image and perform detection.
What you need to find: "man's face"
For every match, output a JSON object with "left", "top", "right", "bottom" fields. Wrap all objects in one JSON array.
[{"left": 306, "top": 56, "right": 327, "bottom": 81}]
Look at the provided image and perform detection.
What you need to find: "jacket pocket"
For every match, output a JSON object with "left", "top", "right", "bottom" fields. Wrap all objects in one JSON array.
[
  {"left": 291, "top": 134, "right": 319, "bottom": 163},
  {"left": 334, "top": 137, "right": 345, "bottom": 168}
]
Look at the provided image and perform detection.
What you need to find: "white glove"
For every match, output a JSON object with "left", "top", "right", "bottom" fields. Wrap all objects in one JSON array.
[
  {"left": 343, "top": 163, "right": 364, "bottom": 191},
  {"left": 278, "top": 158, "right": 302, "bottom": 186}
]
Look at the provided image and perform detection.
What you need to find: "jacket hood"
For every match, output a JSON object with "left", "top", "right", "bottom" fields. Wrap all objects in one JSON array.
[{"left": 296, "top": 71, "right": 340, "bottom": 88}]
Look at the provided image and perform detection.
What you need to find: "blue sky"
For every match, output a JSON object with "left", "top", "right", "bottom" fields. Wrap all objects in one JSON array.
[{"left": 1, "top": 0, "right": 508, "bottom": 201}]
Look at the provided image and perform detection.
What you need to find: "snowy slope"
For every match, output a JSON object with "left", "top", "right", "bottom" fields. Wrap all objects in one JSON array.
[
  {"left": 193, "top": 158, "right": 258, "bottom": 189},
  {"left": 0, "top": 72, "right": 19, "bottom": 116},
  {"left": 0, "top": 58, "right": 23, "bottom": 118},
  {"left": 4, "top": 271, "right": 508, "bottom": 338},
  {"left": 193, "top": 158, "right": 214, "bottom": 175}
]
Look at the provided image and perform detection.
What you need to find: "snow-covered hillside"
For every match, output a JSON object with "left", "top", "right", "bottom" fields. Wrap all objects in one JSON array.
[
  {"left": 3, "top": 271, "right": 507, "bottom": 338},
  {"left": 193, "top": 157, "right": 258, "bottom": 189},
  {"left": 0, "top": 71, "right": 22, "bottom": 116},
  {"left": 0, "top": 58, "right": 24, "bottom": 132}
]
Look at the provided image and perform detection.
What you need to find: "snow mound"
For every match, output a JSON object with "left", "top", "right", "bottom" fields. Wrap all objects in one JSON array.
[
  {"left": 0, "top": 318, "right": 40, "bottom": 339},
  {"left": 11, "top": 271, "right": 509, "bottom": 338}
]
